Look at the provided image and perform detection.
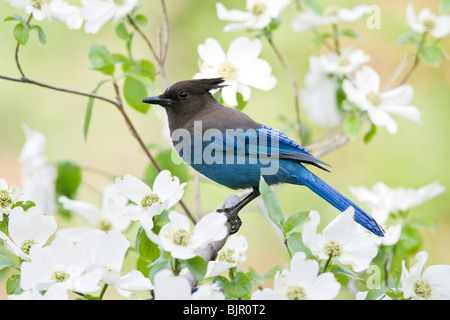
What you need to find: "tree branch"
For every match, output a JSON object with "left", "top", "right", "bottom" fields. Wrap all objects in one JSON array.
[{"left": 266, "top": 36, "right": 302, "bottom": 144}]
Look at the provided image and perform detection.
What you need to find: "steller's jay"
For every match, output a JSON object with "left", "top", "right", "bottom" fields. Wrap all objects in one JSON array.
[{"left": 142, "top": 78, "right": 384, "bottom": 237}]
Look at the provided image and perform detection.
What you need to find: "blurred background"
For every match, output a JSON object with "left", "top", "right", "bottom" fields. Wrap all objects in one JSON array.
[{"left": 0, "top": 0, "right": 449, "bottom": 299}]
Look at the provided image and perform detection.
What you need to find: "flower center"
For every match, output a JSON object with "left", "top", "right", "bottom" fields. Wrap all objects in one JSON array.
[
  {"left": 20, "top": 239, "right": 37, "bottom": 255},
  {"left": 218, "top": 248, "right": 236, "bottom": 263},
  {"left": 252, "top": 2, "right": 267, "bottom": 16},
  {"left": 414, "top": 279, "right": 432, "bottom": 299},
  {"left": 286, "top": 284, "right": 306, "bottom": 300},
  {"left": 52, "top": 270, "right": 70, "bottom": 282},
  {"left": 324, "top": 240, "right": 342, "bottom": 257},
  {"left": 366, "top": 91, "right": 382, "bottom": 106},
  {"left": 97, "top": 219, "right": 113, "bottom": 232},
  {"left": 30, "top": 0, "right": 45, "bottom": 10},
  {"left": 173, "top": 229, "right": 191, "bottom": 246},
  {"left": 422, "top": 19, "right": 435, "bottom": 31},
  {"left": 141, "top": 192, "right": 160, "bottom": 209},
  {"left": 337, "top": 57, "right": 351, "bottom": 66},
  {"left": 0, "top": 189, "right": 12, "bottom": 209},
  {"left": 217, "top": 60, "right": 237, "bottom": 80}
]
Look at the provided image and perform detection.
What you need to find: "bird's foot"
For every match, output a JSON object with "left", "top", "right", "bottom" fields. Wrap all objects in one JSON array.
[{"left": 217, "top": 206, "right": 242, "bottom": 234}]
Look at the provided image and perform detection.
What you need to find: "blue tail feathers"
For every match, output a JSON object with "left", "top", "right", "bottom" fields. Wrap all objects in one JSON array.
[{"left": 299, "top": 171, "right": 385, "bottom": 237}]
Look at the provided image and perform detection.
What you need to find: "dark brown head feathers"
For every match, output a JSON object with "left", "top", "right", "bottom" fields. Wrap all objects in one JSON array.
[{"left": 164, "top": 77, "right": 227, "bottom": 95}]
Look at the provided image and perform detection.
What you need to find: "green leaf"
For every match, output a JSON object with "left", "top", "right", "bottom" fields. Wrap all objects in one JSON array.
[
  {"left": 115, "top": 22, "right": 129, "bottom": 40},
  {"left": 259, "top": 177, "right": 286, "bottom": 234},
  {"left": 148, "top": 259, "right": 170, "bottom": 283},
  {"left": 55, "top": 161, "right": 82, "bottom": 218},
  {"left": 246, "top": 268, "right": 265, "bottom": 284},
  {"left": 6, "top": 274, "right": 21, "bottom": 295},
  {"left": 0, "top": 254, "right": 16, "bottom": 272},
  {"left": 418, "top": 45, "right": 447, "bottom": 67},
  {"left": 222, "top": 272, "right": 252, "bottom": 298},
  {"left": 30, "top": 25, "right": 46, "bottom": 45},
  {"left": 134, "top": 14, "right": 148, "bottom": 26},
  {"left": 135, "top": 227, "right": 160, "bottom": 262},
  {"left": 312, "top": 31, "right": 332, "bottom": 47},
  {"left": 144, "top": 148, "right": 189, "bottom": 187},
  {"left": 184, "top": 256, "right": 207, "bottom": 281},
  {"left": 340, "top": 28, "right": 363, "bottom": 40},
  {"left": 264, "top": 265, "right": 282, "bottom": 278},
  {"left": 363, "top": 122, "right": 377, "bottom": 143},
  {"left": 14, "top": 23, "right": 29, "bottom": 45},
  {"left": 286, "top": 232, "right": 313, "bottom": 258},
  {"left": 123, "top": 59, "right": 156, "bottom": 82},
  {"left": 344, "top": 114, "right": 363, "bottom": 139},
  {"left": 136, "top": 257, "right": 151, "bottom": 278},
  {"left": 410, "top": 215, "right": 436, "bottom": 230},
  {"left": 330, "top": 265, "right": 362, "bottom": 281},
  {"left": 365, "top": 287, "right": 391, "bottom": 300},
  {"left": 123, "top": 76, "right": 149, "bottom": 113},
  {"left": 88, "top": 43, "right": 115, "bottom": 76},
  {"left": 83, "top": 80, "right": 108, "bottom": 141},
  {"left": 441, "top": 0, "right": 450, "bottom": 13},
  {"left": 303, "top": 0, "right": 323, "bottom": 15},
  {"left": 234, "top": 92, "right": 248, "bottom": 111},
  {"left": 397, "top": 29, "right": 421, "bottom": 45},
  {"left": 284, "top": 211, "right": 309, "bottom": 233},
  {"left": 11, "top": 200, "right": 36, "bottom": 211},
  {"left": 5, "top": 15, "right": 24, "bottom": 23}
]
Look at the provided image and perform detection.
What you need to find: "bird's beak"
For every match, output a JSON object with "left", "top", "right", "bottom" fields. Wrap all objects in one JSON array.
[{"left": 141, "top": 95, "right": 172, "bottom": 107}]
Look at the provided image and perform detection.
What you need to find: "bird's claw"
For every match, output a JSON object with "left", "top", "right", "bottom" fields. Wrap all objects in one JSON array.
[{"left": 217, "top": 206, "right": 242, "bottom": 234}]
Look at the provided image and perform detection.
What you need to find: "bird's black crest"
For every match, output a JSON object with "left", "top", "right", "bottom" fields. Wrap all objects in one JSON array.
[{"left": 197, "top": 77, "right": 227, "bottom": 91}]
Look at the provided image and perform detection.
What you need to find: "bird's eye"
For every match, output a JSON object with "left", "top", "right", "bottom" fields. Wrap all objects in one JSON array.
[{"left": 178, "top": 91, "right": 188, "bottom": 98}]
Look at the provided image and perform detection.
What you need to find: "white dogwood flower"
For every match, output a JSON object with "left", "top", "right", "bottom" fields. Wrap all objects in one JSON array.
[
  {"left": 349, "top": 182, "right": 445, "bottom": 246},
  {"left": 216, "top": 0, "right": 290, "bottom": 32},
  {"left": 292, "top": 5, "right": 370, "bottom": 32},
  {"left": 6, "top": 0, "right": 52, "bottom": 21},
  {"left": 194, "top": 36, "right": 277, "bottom": 107},
  {"left": 206, "top": 234, "right": 248, "bottom": 277},
  {"left": 154, "top": 269, "right": 225, "bottom": 300},
  {"left": 0, "top": 206, "right": 57, "bottom": 260},
  {"left": 6, "top": 0, "right": 83, "bottom": 29},
  {"left": 301, "top": 48, "right": 370, "bottom": 127},
  {"left": 49, "top": 0, "right": 83, "bottom": 29},
  {"left": 0, "top": 178, "right": 21, "bottom": 219},
  {"left": 401, "top": 251, "right": 450, "bottom": 300},
  {"left": 19, "top": 125, "right": 56, "bottom": 214},
  {"left": 59, "top": 184, "right": 131, "bottom": 232},
  {"left": 81, "top": 0, "right": 137, "bottom": 34},
  {"left": 149, "top": 211, "right": 228, "bottom": 260},
  {"left": 406, "top": 3, "right": 450, "bottom": 39},
  {"left": 343, "top": 66, "right": 421, "bottom": 134},
  {"left": 252, "top": 252, "right": 340, "bottom": 300},
  {"left": 55, "top": 229, "right": 153, "bottom": 299},
  {"left": 20, "top": 238, "right": 103, "bottom": 294},
  {"left": 302, "top": 208, "right": 380, "bottom": 272},
  {"left": 115, "top": 171, "right": 186, "bottom": 230}
]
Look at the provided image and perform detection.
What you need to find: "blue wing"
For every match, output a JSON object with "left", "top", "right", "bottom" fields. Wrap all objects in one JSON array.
[{"left": 256, "top": 125, "right": 330, "bottom": 171}]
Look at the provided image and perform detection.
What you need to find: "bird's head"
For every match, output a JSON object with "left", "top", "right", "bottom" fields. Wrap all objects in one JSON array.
[{"left": 141, "top": 78, "right": 226, "bottom": 109}]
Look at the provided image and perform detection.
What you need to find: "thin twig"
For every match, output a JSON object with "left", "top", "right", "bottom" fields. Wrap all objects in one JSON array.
[
  {"left": 127, "top": 0, "right": 169, "bottom": 88},
  {"left": 0, "top": 74, "right": 117, "bottom": 105},
  {"left": 382, "top": 52, "right": 409, "bottom": 91},
  {"left": 313, "top": 134, "right": 349, "bottom": 158},
  {"left": 398, "top": 33, "right": 427, "bottom": 86},
  {"left": 266, "top": 36, "right": 302, "bottom": 144}
]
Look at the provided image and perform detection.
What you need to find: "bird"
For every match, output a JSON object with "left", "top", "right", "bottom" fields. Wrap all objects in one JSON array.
[{"left": 142, "top": 78, "right": 384, "bottom": 237}]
